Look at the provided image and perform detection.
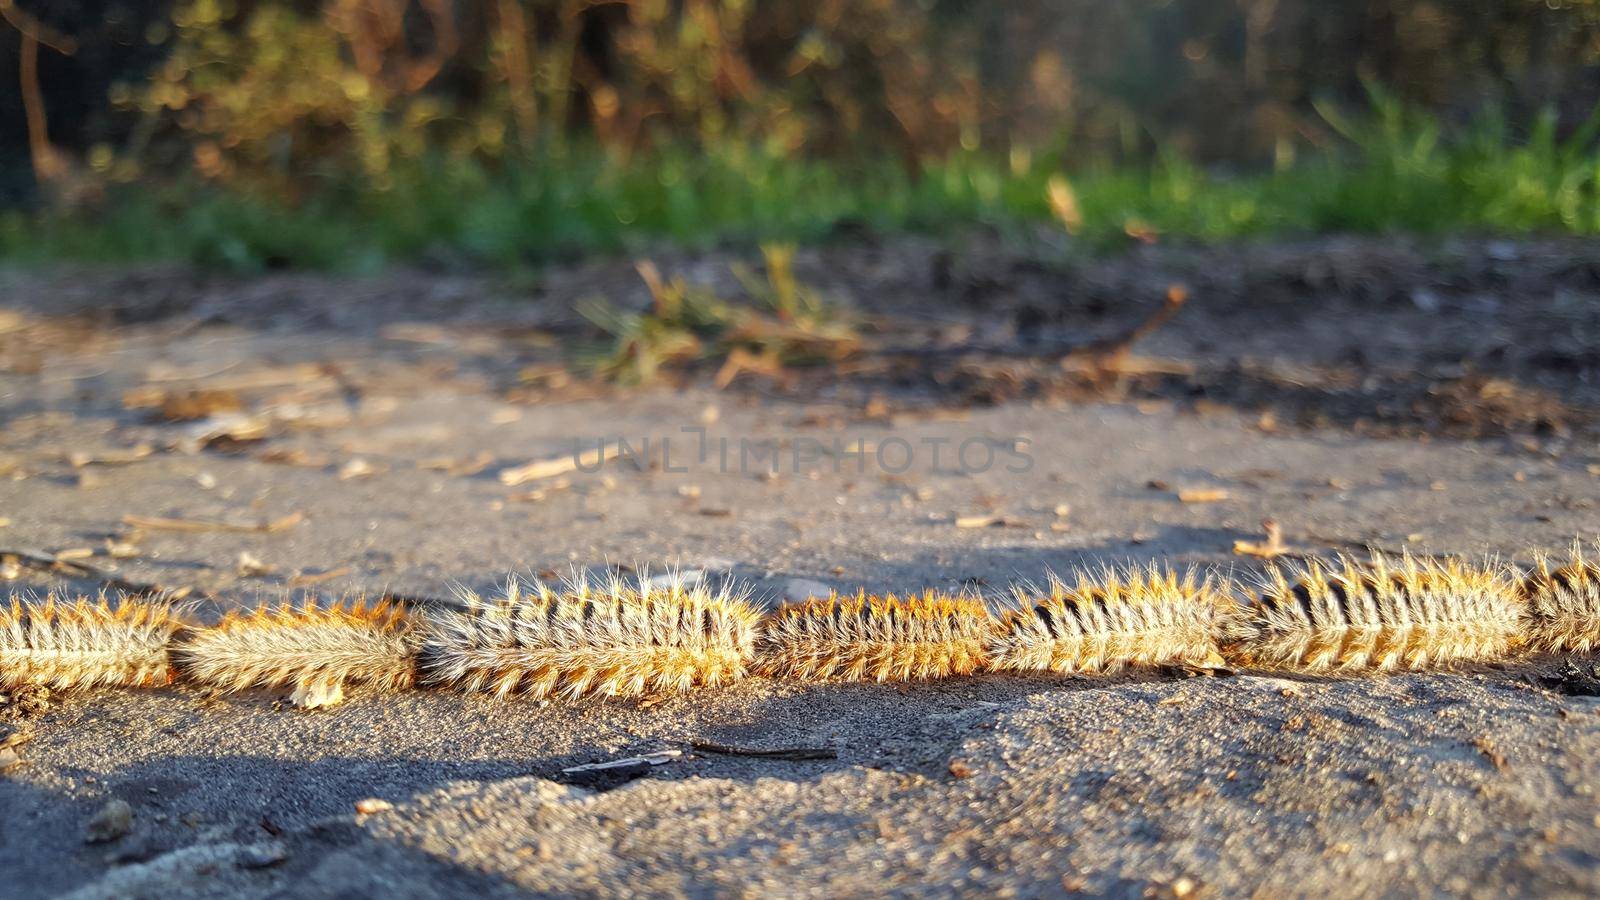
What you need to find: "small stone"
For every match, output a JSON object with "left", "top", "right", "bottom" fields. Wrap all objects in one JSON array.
[
  {"left": 354, "top": 798, "right": 392, "bottom": 815},
  {"left": 1410, "top": 289, "right": 1441, "bottom": 313},
  {"left": 290, "top": 678, "right": 345, "bottom": 710},
  {"left": 6, "top": 685, "right": 50, "bottom": 718},
  {"left": 103, "top": 834, "right": 172, "bottom": 866},
  {"left": 784, "top": 579, "right": 833, "bottom": 602},
  {"left": 104, "top": 541, "right": 140, "bottom": 559},
  {"left": 237, "top": 841, "right": 288, "bottom": 869},
  {"left": 1238, "top": 676, "right": 1305, "bottom": 697},
  {"left": 0, "top": 724, "right": 30, "bottom": 749},
  {"left": 338, "top": 458, "right": 378, "bottom": 480},
  {"left": 645, "top": 569, "right": 706, "bottom": 590},
  {"left": 947, "top": 759, "right": 973, "bottom": 779},
  {"left": 236, "top": 551, "right": 273, "bottom": 577},
  {"left": 0, "top": 747, "right": 21, "bottom": 772},
  {"left": 85, "top": 800, "right": 134, "bottom": 843}
]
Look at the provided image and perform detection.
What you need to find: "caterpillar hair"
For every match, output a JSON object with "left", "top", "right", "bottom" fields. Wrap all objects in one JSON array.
[
  {"left": 174, "top": 598, "right": 418, "bottom": 707},
  {"left": 755, "top": 590, "right": 992, "bottom": 683},
  {"left": 1222, "top": 552, "right": 1521, "bottom": 672},
  {"left": 1524, "top": 541, "right": 1600, "bottom": 654},
  {"left": 420, "top": 571, "right": 760, "bottom": 700},
  {"left": 0, "top": 594, "right": 185, "bottom": 690},
  {"left": 987, "top": 565, "right": 1225, "bottom": 675}
]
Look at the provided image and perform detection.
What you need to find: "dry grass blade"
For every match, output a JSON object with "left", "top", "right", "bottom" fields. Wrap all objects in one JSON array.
[
  {"left": 690, "top": 741, "right": 837, "bottom": 760},
  {"left": 67, "top": 444, "right": 155, "bottom": 467},
  {"left": 121, "top": 512, "right": 304, "bottom": 533},
  {"left": 286, "top": 566, "right": 356, "bottom": 588},
  {"left": 755, "top": 590, "right": 992, "bottom": 683},
  {"left": 499, "top": 444, "right": 621, "bottom": 485},
  {"left": 987, "top": 564, "right": 1226, "bottom": 675}
]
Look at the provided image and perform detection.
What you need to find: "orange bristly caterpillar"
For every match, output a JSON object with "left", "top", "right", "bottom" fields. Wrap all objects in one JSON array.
[
  {"left": 0, "top": 594, "right": 186, "bottom": 690},
  {"left": 174, "top": 598, "right": 418, "bottom": 707},
  {"left": 420, "top": 571, "right": 760, "bottom": 700},
  {"left": 755, "top": 590, "right": 992, "bottom": 682},
  {"left": 1523, "top": 541, "right": 1600, "bottom": 655},
  {"left": 1222, "top": 552, "right": 1522, "bottom": 672},
  {"left": 987, "top": 565, "right": 1226, "bottom": 675}
]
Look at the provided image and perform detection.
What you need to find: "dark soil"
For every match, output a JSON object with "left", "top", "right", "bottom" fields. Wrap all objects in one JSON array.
[{"left": 8, "top": 233, "right": 1599, "bottom": 446}]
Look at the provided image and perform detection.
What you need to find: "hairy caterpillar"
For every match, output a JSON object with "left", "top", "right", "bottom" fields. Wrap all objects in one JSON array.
[
  {"left": 0, "top": 594, "right": 185, "bottom": 690},
  {"left": 755, "top": 590, "right": 992, "bottom": 682},
  {"left": 175, "top": 598, "right": 417, "bottom": 708},
  {"left": 1523, "top": 541, "right": 1600, "bottom": 654},
  {"left": 988, "top": 565, "right": 1225, "bottom": 674},
  {"left": 1223, "top": 552, "right": 1521, "bottom": 672},
  {"left": 421, "top": 571, "right": 760, "bottom": 700}
]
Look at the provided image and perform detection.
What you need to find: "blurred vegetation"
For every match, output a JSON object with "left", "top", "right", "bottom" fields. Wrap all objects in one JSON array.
[
  {"left": 4, "top": 1, "right": 1600, "bottom": 268},
  {"left": 579, "top": 246, "right": 858, "bottom": 384}
]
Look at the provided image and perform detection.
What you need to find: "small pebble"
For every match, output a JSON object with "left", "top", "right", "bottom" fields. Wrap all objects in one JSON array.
[
  {"left": 0, "top": 724, "right": 29, "bottom": 749},
  {"left": 784, "top": 579, "right": 833, "bottom": 602},
  {"left": 237, "top": 842, "right": 289, "bottom": 869},
  {"left": 85, "top": 800, "right": 134, "bottom": 843}
]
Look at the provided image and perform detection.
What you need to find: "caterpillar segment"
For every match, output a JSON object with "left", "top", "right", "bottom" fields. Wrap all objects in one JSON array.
[
  {"left": 174, "top": 598, "right": 419, "bottom": 708},
  {"left": 420, "top": 572, "right": 761, "bottom": 700},
  {"left": 1222, "top": 552, "right": 1522, "bottom": 672},
  {"left": 1523, "top": 541, "right": 1600, "bottom": 655},
  {"left": 0, "top": 593, "right": 186, "bottom": 690},
  {"left": 755, "top": 590, "right": 992, "bottom": 682},
  {"left": 987, "top": 565, "right": 1227, "bottom": 675}
]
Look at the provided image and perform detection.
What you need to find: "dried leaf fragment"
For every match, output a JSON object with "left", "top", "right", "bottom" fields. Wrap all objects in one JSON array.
[{"left": 1234, "top": 519, "right": 1289, "bottom": 559}]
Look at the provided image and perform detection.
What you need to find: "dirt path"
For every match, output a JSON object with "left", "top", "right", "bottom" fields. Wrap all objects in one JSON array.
[{"left": 2, "top": 240, "right": 1598, "bottom": 897}]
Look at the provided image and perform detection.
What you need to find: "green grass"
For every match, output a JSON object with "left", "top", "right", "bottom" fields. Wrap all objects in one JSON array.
[{"left": 5, "top": 95, "right": 1600, "bottom": 271}]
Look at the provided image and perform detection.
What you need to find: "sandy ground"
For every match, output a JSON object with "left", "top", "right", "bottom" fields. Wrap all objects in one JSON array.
[{"left": 2, "top": 239, "right": 1599, "bottom": 897}]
